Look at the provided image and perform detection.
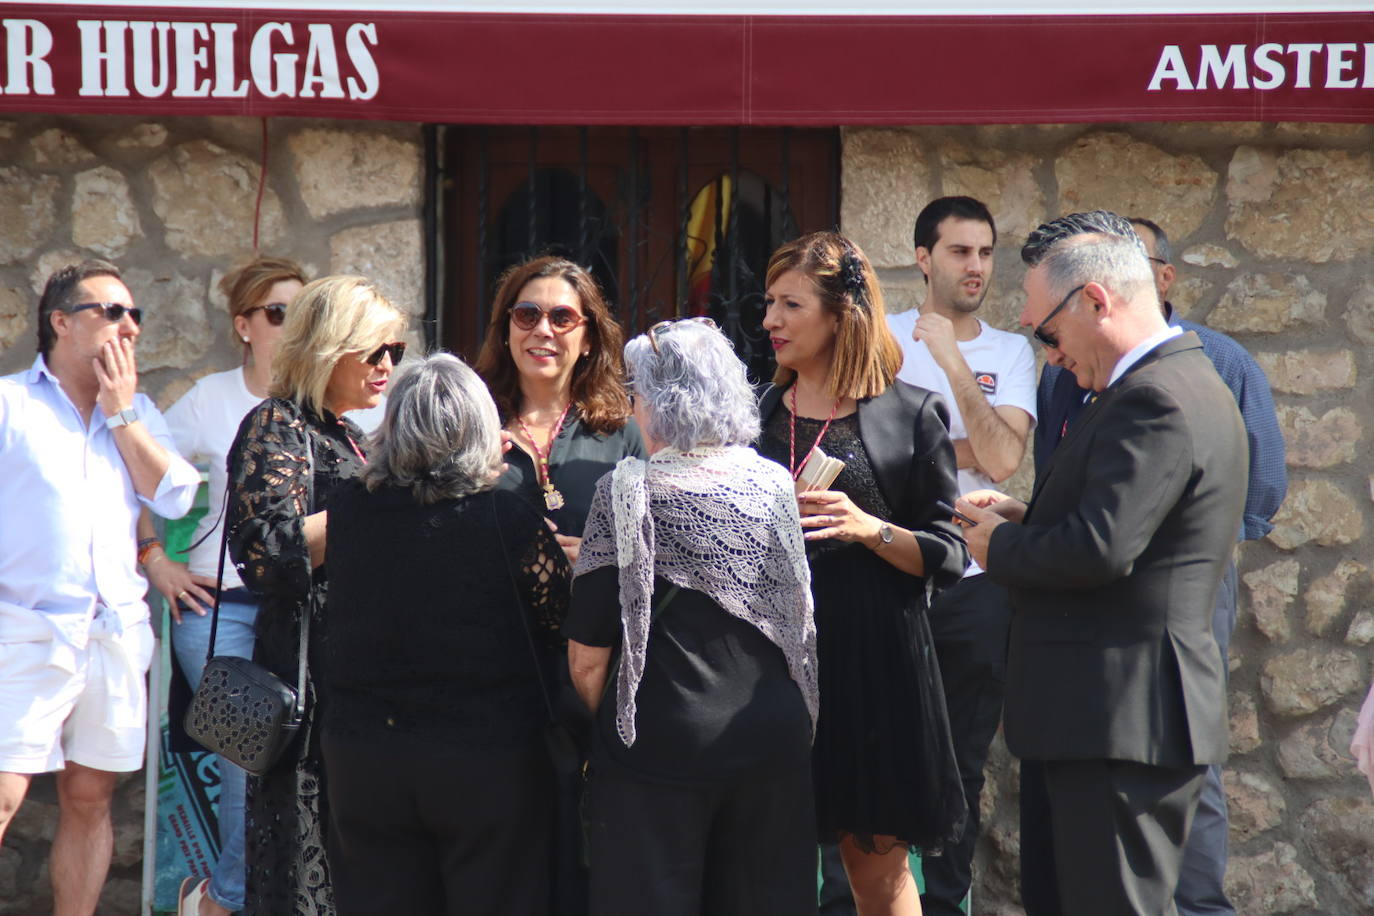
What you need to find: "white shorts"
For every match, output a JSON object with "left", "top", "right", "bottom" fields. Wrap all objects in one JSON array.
[{"left": 0, "top": 619, "right": 155, "bottom": 774}]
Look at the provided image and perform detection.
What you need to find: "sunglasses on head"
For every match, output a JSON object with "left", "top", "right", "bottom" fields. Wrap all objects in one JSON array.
[
  {"left": 68, "top": 302, "right": 142, "bottom": 326},
  {"left": 364, "top": 341, "right": 406, "bottom": 366},
  {"left": 648, "top": 316, "right": 718, "bottom": 355},
  {"left": 1032, "top": 284, "right": 1086, "bottom": 349},
  {"left": 509, "top": 302, "right": 585, "bottom": 333},
  {"left": 243, "top": 302, "right": 288, "bottom": 326}
]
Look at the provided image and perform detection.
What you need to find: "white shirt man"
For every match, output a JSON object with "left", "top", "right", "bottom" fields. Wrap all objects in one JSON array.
[
  {"left": 889, "top": 197, "right": 1034, "bottom": 916},
  {"left": 0, "top": 261, "right": 197, "bottom": 914}
]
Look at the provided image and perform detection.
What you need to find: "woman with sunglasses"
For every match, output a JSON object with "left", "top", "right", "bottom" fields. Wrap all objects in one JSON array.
[
  {"left": 474, "top": 256, "right": 643, "bottom": 565},
  {"left": 224, "top": 275, "right": 405, "bottom": 916},
  {"left": 135, "top": 256, "right": 317, "bottom": 916},
  {"left": 757, "top": 232, "right": 968, "bottom": 916}
]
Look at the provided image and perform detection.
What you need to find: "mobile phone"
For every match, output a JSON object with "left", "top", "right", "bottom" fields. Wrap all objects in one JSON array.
[{"left": 936, "top": 499, "right": 979, "bottom": 526}]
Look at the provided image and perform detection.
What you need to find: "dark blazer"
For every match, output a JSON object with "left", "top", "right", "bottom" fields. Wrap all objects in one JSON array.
[
  {"left": 758, "top": 380, "right": 968, "bottom": 592},
  {"left": 987, "top": 333, "right": 1247, "bottom": 767}
]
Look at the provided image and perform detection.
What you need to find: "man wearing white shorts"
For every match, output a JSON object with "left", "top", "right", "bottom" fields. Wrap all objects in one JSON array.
[{"left": 0, "top": 260, "right": 198, "bottom": 915}]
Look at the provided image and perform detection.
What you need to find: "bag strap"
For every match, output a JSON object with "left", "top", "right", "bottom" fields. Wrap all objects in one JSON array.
[
  {"left": 204, "top": 485, "right": 232, "bottom": 663},
  {"left": 491, "top": 497, "right": 562, "bottom": 723}
]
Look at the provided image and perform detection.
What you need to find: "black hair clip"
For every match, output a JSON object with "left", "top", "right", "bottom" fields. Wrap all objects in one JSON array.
[{"left": 839, "top": 251, "right": 868, "bottom": 308}]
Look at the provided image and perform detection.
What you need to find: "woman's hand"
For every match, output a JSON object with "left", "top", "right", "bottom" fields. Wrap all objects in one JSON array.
[
  {"left": 544, "top": 517, "right": 581, "bottom": 566},
  {"left": 144, "top": 550, "right": 217, "bottom": 623},
  {"left": 798, "top": 490, "right": 883, "bottom": 547}
]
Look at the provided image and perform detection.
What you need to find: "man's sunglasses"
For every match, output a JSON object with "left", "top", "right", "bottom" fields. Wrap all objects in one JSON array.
[
  {"left": 1032, "top": 284, "right": 1085, "bottom": 349},
  {"left": 509, "top": 302, "right": 586, "bottom": 333},
  {"left": 68, "top": 302, "right": 142, "bottom": 326},
  {"left": 243, "top": 302, "right": 288, "bottom": 326},
  {"left": 365, "top": 342, "right": 406, "bottom": 366}
]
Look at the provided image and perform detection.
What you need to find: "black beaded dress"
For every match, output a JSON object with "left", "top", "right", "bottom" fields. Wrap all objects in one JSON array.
[
  {"left": 758, "top": 408, "right": 967, "bottom": 854},
  {"left": 225, "top": 397, "right": 368, "bottom": 916}
]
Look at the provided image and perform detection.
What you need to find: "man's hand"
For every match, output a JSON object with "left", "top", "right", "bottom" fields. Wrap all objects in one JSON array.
[
  {"left": 93, "top": 337, "right": 138, "bottom": 421},
  {"left": 144, "top": 550, "right": 217, "bottom": 624},
  {"left": 949, "top": 490, "right": 1026, "bottom": 570},
  {"left": 913, "top": 312, "right": 962, "bottom": 371}
]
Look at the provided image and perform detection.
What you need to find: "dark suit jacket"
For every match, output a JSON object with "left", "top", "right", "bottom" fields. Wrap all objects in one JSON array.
[
  {"left": 987, "top": 333, "right": 1247, "bottom": 767},
  {"left": 758, "top": 380, "right": 969, "bottom": 592}
]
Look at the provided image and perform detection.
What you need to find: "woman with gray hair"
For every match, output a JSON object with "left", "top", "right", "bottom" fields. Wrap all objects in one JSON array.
[
  {"left": 319, "top": 352, "right": 571, "bottom": 915},
  {"left": 566, "top": 319, "right": 819, "bottom": 915}
]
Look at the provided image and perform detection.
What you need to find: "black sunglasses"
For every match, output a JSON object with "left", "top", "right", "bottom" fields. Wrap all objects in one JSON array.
[
  {"left": 509, "top": 302, "right": 585, "bottom": 333},
  {"left": 1032, "top": 284, "right": 1085, "bottom": 349},
  {"left": 648, "top": 316, "right": 718, "bottom": 355},
  {"left": 243, "top": 302, "right": 288, "bottom": 326},
  {"left": 68, "top": 302, "right": 142, "bottom": 326},
  {"left": 364, "top": 341, "right": 406, "bottom": 366}
]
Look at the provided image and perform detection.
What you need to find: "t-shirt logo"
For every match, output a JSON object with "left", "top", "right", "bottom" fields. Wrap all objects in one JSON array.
[{"left": 975, "top": 371, "right": 998, "bottom": 395}]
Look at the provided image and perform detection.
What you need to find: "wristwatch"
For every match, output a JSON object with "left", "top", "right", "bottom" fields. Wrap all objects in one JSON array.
[
  {"left": 874, "top": 523, "right": 894, "bottom": 549},
  {"left": 105, "top": 406, "right": 139, "bottom": 429}
]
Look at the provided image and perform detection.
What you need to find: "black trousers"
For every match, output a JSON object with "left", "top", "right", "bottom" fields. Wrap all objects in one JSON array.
[
  {"left": 1020, "top": 758, "right": 1207, "bottom": 916},
  {"left": 321, "top": 728, "right": 554, "bottom": 916},
  {"left": 920, "top": 573, "right": 1011, "bottom": 916},
  {"left": 584, "top": 757, "right": 818, "bottom": 916}
]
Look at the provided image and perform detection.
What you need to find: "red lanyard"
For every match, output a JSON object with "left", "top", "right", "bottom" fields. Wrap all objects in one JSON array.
[
  {"left": 516, "top": 402, "right": 573, "bottom": 511},
  {"left": 787, "top": 385, "right": 842, "bottom": 481}
]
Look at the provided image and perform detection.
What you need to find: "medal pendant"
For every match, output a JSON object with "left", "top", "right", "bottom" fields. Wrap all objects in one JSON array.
[{"left": 544, "top": 487, "right": 565, "bottom": 511}]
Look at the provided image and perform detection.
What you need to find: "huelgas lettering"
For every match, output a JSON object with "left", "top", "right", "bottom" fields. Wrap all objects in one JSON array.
[
  {"left": 0, "top": 18, "right": 379, "bottom": 99},
  {"left": 1150, "top": 42, "right": 1374, "bottom": 91}
]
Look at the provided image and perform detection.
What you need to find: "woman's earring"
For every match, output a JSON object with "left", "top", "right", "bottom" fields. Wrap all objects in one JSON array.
[{"left": 242, "top": 336, "right": 250, "bottom": 343}]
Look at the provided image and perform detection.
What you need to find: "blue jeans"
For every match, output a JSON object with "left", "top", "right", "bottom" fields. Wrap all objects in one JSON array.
[{"left": 173, "top": 590, "right": 259, "bottom": 912}]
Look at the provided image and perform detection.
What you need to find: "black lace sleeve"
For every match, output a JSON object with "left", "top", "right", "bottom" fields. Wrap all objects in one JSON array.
[
  {"left": 225, "top": 399, "right": 313, "bottom": 601},
  {"left": 495, "top": 490, "right": 572, "bottom": 650}
]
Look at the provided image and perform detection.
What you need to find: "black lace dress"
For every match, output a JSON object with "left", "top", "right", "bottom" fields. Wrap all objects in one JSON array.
[
  {"left": 225, "top": 397, "right": 368, "bottom": 916},
  {"left": 759, "top": 410, "right": 967, "bottom": 855}
]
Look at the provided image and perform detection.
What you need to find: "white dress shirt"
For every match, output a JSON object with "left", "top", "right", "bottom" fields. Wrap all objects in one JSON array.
[
  {"left": 1108, "top": 325, "right": 1184, "bottom": 388},
  {"left": 0, "top": 356, "right": 199, "bottom": 665}
]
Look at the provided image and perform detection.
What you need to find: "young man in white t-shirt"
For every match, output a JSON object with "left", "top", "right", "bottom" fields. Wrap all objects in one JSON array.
[{"left": 890, "top": 197, "right": 1036, "bottom": 916}]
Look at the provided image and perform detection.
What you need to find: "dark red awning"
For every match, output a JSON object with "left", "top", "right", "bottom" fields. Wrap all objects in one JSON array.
[{"left": 0, "top": 3, "right": 1371, "bottom": 124}]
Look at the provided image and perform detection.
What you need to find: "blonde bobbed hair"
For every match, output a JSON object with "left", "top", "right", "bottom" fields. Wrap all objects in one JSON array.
[{"left": 270, "top": 275, "right": 404, "bottom": 415}]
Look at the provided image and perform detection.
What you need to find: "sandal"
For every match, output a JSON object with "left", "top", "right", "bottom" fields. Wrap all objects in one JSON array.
[{"left": 178, "top": 877, "right": 211, "bottom": 916}]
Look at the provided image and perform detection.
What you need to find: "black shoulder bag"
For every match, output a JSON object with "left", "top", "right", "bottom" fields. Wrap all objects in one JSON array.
[{"left": 183, "top": 440, "right": 314, "bottom": 777}]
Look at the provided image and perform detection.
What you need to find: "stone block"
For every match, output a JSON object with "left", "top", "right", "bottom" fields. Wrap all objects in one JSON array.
[
  {"left": 1242, "top": 558, "right": 1298, "bottom": 642},
  {"left": 1277, "top": 709, "right": 1358, "bottom": 779},
  {"left": 1260, "top": 646, "right": 1365, "bottom": 716},
  {"left": 0, "top": 120, "right": 15, "bottom": 141},
  {"left": 1305, "top": 559, "right": 1369, "bottom": 636},
  {"left": 1207, "top": 272, "right": 1325, "bottom": 334},
  {"left": 937, "top": 144, "right": 1045, "bottom": 248},
  {"left": 1273, "top": 121, "right": 1372, "bottom": 141},
  {"left": 1298, "top": 796, "right": 1374, "bottom": 911},
  {"left": 1223, "top": 769, "right": 1286, "bottom": 840},
  {"left": 28, "top": 249, "right": 85, "bottom": 296},
  {"left": 1055, "top": 132, "right": 1217, "bottom": 239},
  {"left": 1181, "top": 243, "right": 1238, "bottom": 268},
  {"left": 8, "top": 796, "right": 58, "bottom": 843},
  {"left": 330, "top": 220, "right": 425, "bottom": 327},
  {"left": 1226, "top": 146, "right": 1374, "bottom": 262},
  {"left": 113, "top": 122, "right": 168, "bottom": 149},
  {"left": 1167, "top": 275, "right": 1212, "bottom": 320},
  {"left": 72, "top": 166, "right": 141, "bottom": 259},
  {"left": 1267, "top": 479, "right": 1364, "bottom": 549},
  {"left": 0, "top": 848, "right": 17, "bottom": 902},
  {"left": 1224, "top": 842, "right": 1318, "bottom": 914},
  {"left": 148, "top": 140, "right": 285, "bottom": 257},
  {"left": 123, "top": 268, "right": 213, "bottom": 372},
  {"left": 97, "top": 877, "right": 141, "bottom": 915},
  {"left": 840, "top": 129, "right": 930, "bottom": 268},
  {"left": 0, "top": 286, "right": 28, "bottom": 353},
  {"left": 1347, "top": 608, "right": 1374, "bottom": 646},
  {"left": 289, "top": 127, "right": 422, "bottom": 219},
  {"left": 1255, "top": 348, "right": 1356, "bottom": 395},
  {"left": 1229, "top": 690, "right": 1261, "bottom": 755},
  {"left": 1345, "top": 280, "right": 1374, "bottom": 346},
  {"left": 1277, "top": 404, "right": 1360, "bottom": 469},
  {"left": 29, "top": 127, "right": 95, "bottom": 167},
  {"left": 0, "top": 167, "right": 59, "bottom": 265}
]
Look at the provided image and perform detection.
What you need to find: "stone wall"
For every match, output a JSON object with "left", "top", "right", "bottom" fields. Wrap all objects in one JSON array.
[
  {"left": 0, "top": 114, "right": 424, "bottom": 914},
  {"left": 841, "top": 123, "right": 1374, "bottom": 915}
]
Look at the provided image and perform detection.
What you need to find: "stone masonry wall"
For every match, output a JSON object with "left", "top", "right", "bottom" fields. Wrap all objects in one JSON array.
[
  {"left": 842, "top": 123, "right": 1374, "bottom": 916},
  {"left": 0, "top": 114, "right": 424, "bottom": 914}
]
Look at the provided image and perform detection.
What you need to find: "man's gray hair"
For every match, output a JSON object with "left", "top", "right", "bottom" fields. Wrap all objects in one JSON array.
[
  {"left": 624, "top": 320, "right": 760, "bottom": 452},
  {"left": 1022, "top": 210, "right": 1155, "bottom": 306},
  {"left": 362, "top": 352, "right": 503, "bottom": 504}
]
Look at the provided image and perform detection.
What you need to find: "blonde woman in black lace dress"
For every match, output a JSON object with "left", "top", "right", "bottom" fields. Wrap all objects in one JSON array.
[{"left": 225, "top": 276, "right": 404, "bottom": 915}]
